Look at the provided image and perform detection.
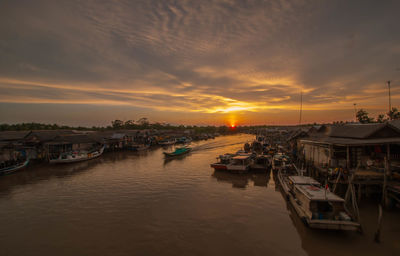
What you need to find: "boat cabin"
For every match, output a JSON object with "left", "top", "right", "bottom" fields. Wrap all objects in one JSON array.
[
  {"left": 288, "top": 176, "right": 351, "bottom": 221},
  {"left": 227, "top": 155, "right": 252, "bottom": 173}
]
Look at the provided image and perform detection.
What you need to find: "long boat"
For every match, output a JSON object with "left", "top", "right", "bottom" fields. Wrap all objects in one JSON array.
[
  {"left": 226, "top": 154, "right": 253, "bottom": 173},
  {"left": 158, "top": 138, "right": 176, "bottom": 146},
  {"left": 278, "top": 170, "right": 360, "bottom": 231},
  {"left": 129, "top": 144, "right": 150, "bottom": 151},
  {"left": 49, "top": 146, "right": 105, "bottom": 164},
  {"left": 0, "top": 159, "right": 29, "bottom": 175},
  {"left": 163, "top": 147, "right": 191, "bottom": 158},
  {"left": 210, "top": 153, "right": 235, "bottom": 171}
]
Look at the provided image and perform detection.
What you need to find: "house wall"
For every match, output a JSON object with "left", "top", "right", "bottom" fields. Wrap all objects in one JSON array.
[{"left": 302, "top": 143, "right": 330, "bottom": 166}]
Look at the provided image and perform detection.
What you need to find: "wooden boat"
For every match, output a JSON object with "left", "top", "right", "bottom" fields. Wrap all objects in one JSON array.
[
  {"left": 210, "top": 153, "right": 235, "bottom": 171},
  {"left": 278, "top": 171, "right": 360, "bottom": 231},
  {"left": 158, "top": 138, "right": 176, "bottom": 146},
  {"left": 226, "top": 154, "right": 253, "bottom": 173},
  {"left": 0, "top": 159, "right": 29, "bottom": 175},
  {"left": 49, "top": 146, "right": 105, "bottom": 164},
  {"left": 272, "top": 153, "right": 290, "bottom": 171},
  {"left": 129, "top": 144, "right": 150, "bottom": 151},
  {"left": 250, "top": 154, "right": 271, "bottom": 172},
  {"left": 163, "top": 147, "right": 192, "bottom": 158}
]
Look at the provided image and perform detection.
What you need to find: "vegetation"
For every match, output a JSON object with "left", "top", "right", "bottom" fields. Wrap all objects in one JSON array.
[
  {"left": 355, "top": 107, "right": 400, "bottom": 124},
  {"left": 0, "top": 118, "right": 240, "bottom": 135}
]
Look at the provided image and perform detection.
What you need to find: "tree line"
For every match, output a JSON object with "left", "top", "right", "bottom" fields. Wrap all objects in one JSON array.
[
  {"left": 355, "top": 107, "right": 400, "bottom": 124},
  {"left": 0, "top": 118, "right": 239, "bottom": 134}
]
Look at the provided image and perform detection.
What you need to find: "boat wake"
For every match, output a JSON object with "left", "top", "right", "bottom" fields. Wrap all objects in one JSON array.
[{"left": 190, "top": 140, "right": 250, "bottom": 152}]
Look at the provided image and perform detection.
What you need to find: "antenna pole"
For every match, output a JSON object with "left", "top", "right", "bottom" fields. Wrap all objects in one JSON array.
[
  {"left": 353, "top": 103, "right": 357, "bottom": 121},
  {"left": 299, "top": 91, "right": 303, "bottom": 125},
  {"left": 388, "top": 81, "right": 392, "bottom": 119}
]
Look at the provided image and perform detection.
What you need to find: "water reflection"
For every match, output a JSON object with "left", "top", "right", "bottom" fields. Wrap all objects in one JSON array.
[
  {"left": 0, "top": 151, "right": 151, "bottom": 197},
  {"left": 211, "top": 170, "right": 271, "bottom": 189}
]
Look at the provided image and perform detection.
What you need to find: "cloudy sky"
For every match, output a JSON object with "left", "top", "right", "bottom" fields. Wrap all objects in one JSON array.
[{"left": 0, "top": 0, "right": 399, "bottom": 126}]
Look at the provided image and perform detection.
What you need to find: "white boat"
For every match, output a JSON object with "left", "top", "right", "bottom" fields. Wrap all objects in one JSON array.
[
  {"left": 158, "top": 138, "right": 176, "bottom": 146},
  {"left": 272, "top": 153, "right": 290, "bottom": 171},
  {"left": 210, "top": 153, "right": 235, "bottom": 171},
  {"left": 226, "top": 154, "right": 253, "bottom": 173},
  {"left": 0, "top": 159, "right": 29, "bottom": 175},
  {"left": 278, "top": 171, "right": 360, "bottom": 231},
  {"left": 49, "top": 146, "right": 105, "bottom": 164}
]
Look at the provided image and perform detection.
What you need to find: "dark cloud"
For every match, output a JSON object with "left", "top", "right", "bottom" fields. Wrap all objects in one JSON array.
[{"left": 0, "top": 0, "right": 400, "bottom": 124}]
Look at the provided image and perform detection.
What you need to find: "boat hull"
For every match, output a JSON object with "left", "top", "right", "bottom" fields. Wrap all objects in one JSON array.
[
  {"left": 277, "top": 170, "right": 360, "bottom": 231},
  {"left": 163, "top": 148, "right": 191, "bottom": 158},
  {"left": 0, "top": 159, "right": 29, "bottom": 175},
  {"left": 49, "top": 146, "right": 104, "bottom": 164},
  {"left": 210, "top": 163, "right": 228, "bottom": 170}
]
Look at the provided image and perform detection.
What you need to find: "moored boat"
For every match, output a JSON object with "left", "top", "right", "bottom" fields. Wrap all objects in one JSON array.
[
  {"left": 226, "top": 154, "right": 253, "bottom": 173},
  {"left": 0, "top": 159, "right": 29, "bottom": 175},
  {"left": 250, "top": 154, "right": 271, "bottom": 172},
  {"left": 210, "top": 153, "right": 235, "bottom": 171},
  {"left": 49, "top": 145, "right": 105, "bottom": 164},
  {"left": 129, "top": 143, "right": 150, "bottom": 151},
  {"left": 278, "top": 171, "right": 361, "bottom": 231},
  {"left": 158, "top": 138, "right": 176, "bottom": 146},
  {"left": 163, "top": 147, "right": 192, "bottom": 158}
]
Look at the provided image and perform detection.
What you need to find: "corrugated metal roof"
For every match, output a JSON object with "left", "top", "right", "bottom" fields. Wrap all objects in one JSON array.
[
  {"left": 329, "top": 123, "right": 388, "bottom": 138},
  {"left": 0, "top": 131, "right": 31, "bottom": 141}
]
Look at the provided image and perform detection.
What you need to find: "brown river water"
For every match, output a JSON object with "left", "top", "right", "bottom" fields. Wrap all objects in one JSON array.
[{"left": 0, "top": 134, "right": 399, "bottom": 256}]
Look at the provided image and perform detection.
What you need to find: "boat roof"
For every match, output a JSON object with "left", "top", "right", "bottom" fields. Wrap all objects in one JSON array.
[
  {"left": 289, "top": 176, "right": 320, "bottom": 185},
  {"left": 232, "top": 155, "right": 251, "bottom": 160},
  {"left": 296, "top": 184, "right": 345, "bottom": 202}
]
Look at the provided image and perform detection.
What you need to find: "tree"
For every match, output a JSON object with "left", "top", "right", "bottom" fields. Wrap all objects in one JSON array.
[
  {"left": 356, "top": 109, "right": 374, "bottom": 124},
  {"left": 111, "top": 119, "right": 124, "bottom": 129},
  {"left": 387, "top": 107, "right": 400, "bottom": 120},
  {"left": 137, "top": 117, "right": 149, "bottom": 128},
  {"left": 376, "top": 114, "right": 387, "bottom": 123},
  {"left": 124, "top": 120, "right": 135, "bottom": 129}
]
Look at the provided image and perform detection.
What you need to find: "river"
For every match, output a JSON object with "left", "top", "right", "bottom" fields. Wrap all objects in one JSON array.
[{"left": 0, "top": 134, "right": 399, "bottom": 256}]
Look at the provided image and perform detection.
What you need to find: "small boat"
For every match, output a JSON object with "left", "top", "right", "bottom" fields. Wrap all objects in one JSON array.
[
  {"left": 210, "top": 153, "right": 235, "bottom": 171},
  {"left": 0, "top": 159, "right": 29, "bottom": 175},
  {"left": 49, "top": 146, "right": 105, "bottom": 164},
  {"left": 226, "top": 154, "right": 253, "bottom": 173},
  {"left": 278, "top": 171, "right": 360, "bottom": 231},
  {"left": 129, "top": 144, "right": 150, "bottom": 151},
  {"left": 272, "top": 153, "right": 290, "bottom": 171},
  {"left": 176, "top": 137, "right": 192, "bottom": 144},
  {"left": 163, "top": 147, "right": 192, "bottom": 158},
  {"left": 250, "top": 154, "right": 271, "bottom": 172},
  {"left": 158, "top": 138, "right": 176, "bottom": 146}
]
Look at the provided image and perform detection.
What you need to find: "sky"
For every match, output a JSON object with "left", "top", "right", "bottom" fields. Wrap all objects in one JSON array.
[{"left": 0, "top": 0, "right": 400, "bottom": 127}]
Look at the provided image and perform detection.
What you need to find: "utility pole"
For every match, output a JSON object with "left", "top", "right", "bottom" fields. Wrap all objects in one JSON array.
[
  {"left": 388, "top": 81, "right": 392, "bottom": 120},
  {"left": 353, "top": 103, "right": 357, "bottom": 121},
  {"left": 299, "top": 91, "right": 303, "bottom": 125}
]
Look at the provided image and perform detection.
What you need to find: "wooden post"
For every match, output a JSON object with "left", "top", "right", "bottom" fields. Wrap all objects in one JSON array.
[
  {"left": 374, "top": 204, "right": 383, "bottom": 243},
  {"left": 346, "top": 146, "right": 351, "bottom": 170},
  {"left": 387, "top": 144, "right": 391, "bottom": 176},
  {"left": 382, "top": 155, "right": 389, "bottom": 207}
]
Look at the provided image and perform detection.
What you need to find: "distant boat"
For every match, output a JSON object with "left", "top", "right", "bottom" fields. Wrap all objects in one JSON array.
[
  {"left": 163, "top": 147, "right": 191, "bottom": 158},
  {"left": 0, "top": 159, "right": 29, "bottom": 175},
  {"left": 129, "top": 144, "right": 150, "bottom": 151},
  {"left": 158, "top": 138, "right": 176, "bottom": 146},
  {"left": 278, "top": 170, "right": 360, "bottom": 231},
  {"left": 49, "top": 146, "right": 105, "bottom": 164}
]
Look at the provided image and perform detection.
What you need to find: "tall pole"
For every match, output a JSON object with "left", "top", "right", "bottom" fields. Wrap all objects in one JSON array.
[
  {"left": 388, "top": 81, "right": 392, "bottom": 119},
  {"left": 353, "top": 103, "right": 357, "bottom": 121},
  {"left": 299, "top": 90, "right": 303, "bottom": 125}
]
